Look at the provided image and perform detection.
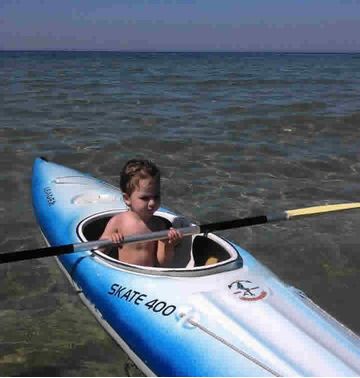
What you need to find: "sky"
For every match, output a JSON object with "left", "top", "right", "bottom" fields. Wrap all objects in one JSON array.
[{"left": 1, "top": 0, "right": 359, "bottom": 52}]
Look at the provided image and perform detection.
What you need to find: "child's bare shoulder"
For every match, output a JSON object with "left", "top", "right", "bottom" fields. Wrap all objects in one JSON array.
[{"left": 107, "top": 212, "right": 129, "bottom": 228}]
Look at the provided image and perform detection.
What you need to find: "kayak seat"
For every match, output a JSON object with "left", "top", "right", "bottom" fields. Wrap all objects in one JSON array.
[
  {"left": 171, "top": 216, "right": 193, "bottom": 268},
  {"left": 81, "top": 215, "right": 119, "bottom": 258},
  {"left": 82, "top": 216, "right": 111, "bottom": 241},
  {"left": 163, "top": 216, "right": 238, "bottom": 269},
  {"left": 192, "top": 235, "right": 233, "bottom": 267}
]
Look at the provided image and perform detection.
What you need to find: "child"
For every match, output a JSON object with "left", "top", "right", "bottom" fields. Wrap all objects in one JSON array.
[{"left": 99, "top": 159, "right": 182, "bottom": 267}]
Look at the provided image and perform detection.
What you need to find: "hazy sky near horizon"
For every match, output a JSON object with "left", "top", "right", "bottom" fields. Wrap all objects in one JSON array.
[{"left": 1, "top": 0, "right": 359, "bottom": 52}]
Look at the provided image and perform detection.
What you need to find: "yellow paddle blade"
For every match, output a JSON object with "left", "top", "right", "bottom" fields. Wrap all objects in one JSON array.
[{"left": 286, "top": 203, "right": 360, "bottom": 219}]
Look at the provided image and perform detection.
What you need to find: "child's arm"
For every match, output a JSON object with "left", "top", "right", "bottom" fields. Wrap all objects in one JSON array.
[
  {"left": 99, "top": 216, "right": 124, "bottom": 253},
  {"left": 157, "top": 228, "right": 182, "bottom": 267}
]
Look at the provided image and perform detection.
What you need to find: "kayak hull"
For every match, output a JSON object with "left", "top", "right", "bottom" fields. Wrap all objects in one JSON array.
[{"left": 32, "top": 157, "right": 360, "bottom": 376}]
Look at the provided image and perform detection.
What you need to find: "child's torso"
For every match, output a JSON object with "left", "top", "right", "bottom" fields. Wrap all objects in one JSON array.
[
  {"left": 118, "top": 241, "right": 158, "bottom": 266},
  {"left": 117, "top": 212, "right": 165, "bottom": 266}
]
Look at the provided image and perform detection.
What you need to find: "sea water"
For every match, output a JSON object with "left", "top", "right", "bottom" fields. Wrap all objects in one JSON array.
[{"left": 0, "top": 51, "right": 360, "bottom": 375}]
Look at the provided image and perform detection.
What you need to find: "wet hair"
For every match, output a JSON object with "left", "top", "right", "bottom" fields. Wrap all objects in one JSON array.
[{"left": 120, "top": 159, "right": 160, "bottom": 195}]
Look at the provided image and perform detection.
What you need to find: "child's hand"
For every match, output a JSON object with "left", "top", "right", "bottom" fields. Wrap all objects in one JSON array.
[
  {"left": 111, "top": 232, "right": 124, "bottom": 248},
  {"left": 167, "top": 227, "right": 183, "bottom": 246}
]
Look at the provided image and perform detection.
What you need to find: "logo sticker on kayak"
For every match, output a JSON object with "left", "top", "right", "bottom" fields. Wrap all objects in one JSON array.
[
  {"left": 108, "top": 283, "right": 177, "bottom": 317},
  {"left": 228, "top": 280, "right": 267, "bottom": 301}
]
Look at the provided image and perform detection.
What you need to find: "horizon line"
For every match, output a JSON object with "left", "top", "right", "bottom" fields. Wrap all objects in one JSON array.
[{"left": 1, "top": 48, "right": 360, "bottom": 54}]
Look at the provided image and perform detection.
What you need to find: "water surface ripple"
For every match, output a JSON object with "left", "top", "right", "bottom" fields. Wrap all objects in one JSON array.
[{"left": 0, "top": 51, "right": 360, "bottom": 376}]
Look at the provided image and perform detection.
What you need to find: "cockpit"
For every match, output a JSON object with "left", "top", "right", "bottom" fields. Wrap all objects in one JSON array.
[{"left": 77, "top": 209, "right": 242, "bottom": 276}]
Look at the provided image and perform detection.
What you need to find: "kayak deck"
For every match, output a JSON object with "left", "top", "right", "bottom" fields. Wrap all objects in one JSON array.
[{"left": 31, "top": 157, "right": 360, "bottom": 376}]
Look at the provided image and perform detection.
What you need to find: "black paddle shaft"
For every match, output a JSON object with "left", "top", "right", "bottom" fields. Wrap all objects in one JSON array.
[
  {"left": 199, "top": 215, "right": 269, "bottom": 233},
  {"left": 0, "top": 202, "right": 358, "bottom": 264},
  {"left": 0, "top": 244, "right": 75, "bottom": 263},
  {"left": 0, "top": 217, "right": 269, "bottom": 264}
]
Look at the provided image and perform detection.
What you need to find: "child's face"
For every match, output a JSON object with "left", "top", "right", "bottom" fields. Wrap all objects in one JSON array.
[{"left": 124, "top": 176, "right": 161, "bottom": 221}]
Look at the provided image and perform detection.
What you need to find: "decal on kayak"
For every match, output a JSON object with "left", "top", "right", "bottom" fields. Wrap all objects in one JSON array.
[
  {"left": 108, "top": 283, "right": 176, "bottom": 316},
  {"left": 44, "top": 186, "right": 56, "bottom": 206},
  {"left": 228, "top": 279, "right": 267, "bottom": 301}
]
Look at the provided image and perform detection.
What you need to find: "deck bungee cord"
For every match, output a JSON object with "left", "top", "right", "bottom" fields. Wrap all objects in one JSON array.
[{"left": 178, "top": 312, "right": 282, "bottom": 377}]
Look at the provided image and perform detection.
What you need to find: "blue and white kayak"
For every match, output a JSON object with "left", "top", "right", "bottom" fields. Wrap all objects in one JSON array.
[{"left": 31, "top": 157, "right": 360, "bottom": 377}]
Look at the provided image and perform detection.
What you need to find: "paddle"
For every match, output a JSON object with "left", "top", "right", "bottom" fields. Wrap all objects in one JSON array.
[{"left": 1, "top": 202, "right": 359, "bottom": 264}]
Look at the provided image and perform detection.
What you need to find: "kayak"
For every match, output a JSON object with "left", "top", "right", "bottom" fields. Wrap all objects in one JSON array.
[{"left": 31, "top": 157, "right": 360, "bottom": 376}]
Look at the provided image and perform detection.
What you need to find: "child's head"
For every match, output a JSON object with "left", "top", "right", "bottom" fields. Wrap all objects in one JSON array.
[
  {"left": 120, "top": 159, "right": 160, "bottom": 196},
  {"left": 120, "top": 159, "right": 161, "bottom": 219}
]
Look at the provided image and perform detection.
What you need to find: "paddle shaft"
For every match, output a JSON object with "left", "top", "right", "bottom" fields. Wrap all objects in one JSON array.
[
  {"left": 0, "top": 217, "right": 269, "bottom": 263},
  {"left": 0, "top": 226, "right": 200, "bottom": 264},
  {"left": 1, "top": 202, "right": 359, "bottom": 264},
  {"left": 0, "top": 218, "right": 276, "bottom": 264},
  {"left": 198, "top": 203, "right": 360, "bottom": 232},
  {"left": 0, "top": 215, "right": 289, "bottom": 264}
]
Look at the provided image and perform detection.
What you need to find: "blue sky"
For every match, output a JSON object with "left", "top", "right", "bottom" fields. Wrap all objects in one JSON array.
[{"left": 1, "top": 0, "right": 359, "bottom": 52}]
